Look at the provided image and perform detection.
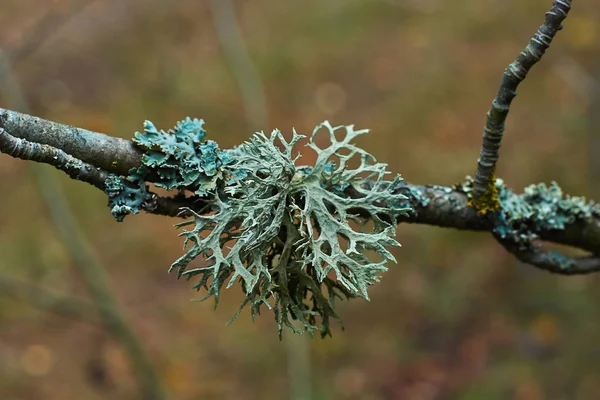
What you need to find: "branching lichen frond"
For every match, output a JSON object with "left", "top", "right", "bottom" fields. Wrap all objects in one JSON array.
[
  {"left": 114, "top": 119, "right": 408, "bottom": 337},
  {"left": 291, "top": 122, "right": 408, "bottom": 299}
]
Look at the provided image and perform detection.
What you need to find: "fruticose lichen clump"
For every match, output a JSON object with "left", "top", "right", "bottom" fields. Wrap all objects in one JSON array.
[{"left": 106, "top": 119, "right": 410, "bottom": 337}]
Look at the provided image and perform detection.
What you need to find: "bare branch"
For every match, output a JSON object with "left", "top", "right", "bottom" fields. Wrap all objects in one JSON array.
[
  {"left": 472, "top": 0, "right": 572, "bottom": 212},
  {"left": 0, "top": 127, "right": 109, "bottom": 190},
  {"left": 0, "top": 107, "right": 141, "bottom": 175}
]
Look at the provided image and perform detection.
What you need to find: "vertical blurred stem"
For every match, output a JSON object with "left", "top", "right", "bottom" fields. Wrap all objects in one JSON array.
[
  {"left": 0, "top": 52, "right": 166, "bottom": 400},
  {"left": 209, "top": 2, "right": 312, "bottom": 399},
  {"left": 588, "top": 59, "right": 600, "bottom": 199},
  {"left": 286, "top": 324, "right": 313, "bottom": 400},
  {"left": 209, "top": 0, "right": 268, "bottom": 132}
]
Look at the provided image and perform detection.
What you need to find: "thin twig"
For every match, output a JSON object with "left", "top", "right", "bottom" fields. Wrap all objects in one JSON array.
[
  {"left": 0, "top": 107, "right": 141, "bottom": 175},
  {"left": 0, "top": 127, "right": 108, "bottom": 190},
  {"left": 0, "top": 115, "right": 193, "bottom": 218},
  {"left": 472, "top": 0, "right": 572, "bottom": 212},
  {"left": 496, "top": 236, "right": 600, "bottom": 274}
]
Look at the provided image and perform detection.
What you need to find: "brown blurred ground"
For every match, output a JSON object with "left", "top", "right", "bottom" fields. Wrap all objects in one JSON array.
[{"left": 1, "top": 0, "right": 600, "bottom": 399}]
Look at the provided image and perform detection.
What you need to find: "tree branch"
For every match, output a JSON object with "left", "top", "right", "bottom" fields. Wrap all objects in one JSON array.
[
  {"left": 496, "top": 235, "right": 600, "bottom": 274},
  {"left": 0, "top": 107, "right": 598, "bottom": 274},
  {"left": 0, "top": 108, "right": 141, "bottom": 175},
  {"left": 472, "top": 0, "right": 572, "bottom": 212},
  {"left": 0, "top": 0, "right": 597, "bottom": 280},
  {"left": 0, "top": 109, "right": 197, "bottom": 218},
  {"left": 0, "top": 127, "right": 109, "bottom": 190}
]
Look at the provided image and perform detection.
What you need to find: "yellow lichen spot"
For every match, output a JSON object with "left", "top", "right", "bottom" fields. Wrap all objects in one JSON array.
[
  {"left": 470, "top": 174, "right": 500, "bottom": 215},
  {"left": 111, "top": 160, "right": 119, "bottom": 168},
  {"left": 20, "top": 345, "right": 54, "bottom": 376}
]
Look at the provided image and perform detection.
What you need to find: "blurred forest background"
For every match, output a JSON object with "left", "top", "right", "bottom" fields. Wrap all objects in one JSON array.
[{"left": 1, "top": 0, "right": 600, "bottom": 399}]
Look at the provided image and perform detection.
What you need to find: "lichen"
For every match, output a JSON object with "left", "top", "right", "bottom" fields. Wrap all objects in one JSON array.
[
  {"left": 496, "top": 181, "right": 600, "bottom": 248},
  {"left": 403, "top": 185, "right": 430, "bottom": 208},
  {"left": 469, "top": 172, "right": 500, "bottom": 215},
  {"left": 133, "top": 117, "right": 233, "bottom": 196},
  {"left": 105, "top": 173, "right": 150, "bottom": 222},
  {"left": 457, "top": 176, "right": 600, "bottom": 249},
  {"left": 106, "top": 119, "right": 410, "bottom": 337}
]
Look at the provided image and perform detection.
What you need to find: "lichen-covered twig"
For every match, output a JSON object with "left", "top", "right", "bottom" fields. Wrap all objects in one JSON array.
[
  {"left": 1, "top": 107, "right": 599, "bottom": 268},
  {"left": 0, "top": 123, "right": 195, "bottom": 219},
  {"left": 496, "top": 237, "right": 600, "bottom": 274},
  {"left": 472, "top": 0, "right": 572, "bottom": 213},
  {"left": 1, "top": 109, "right": 600, "bottom": 338}
]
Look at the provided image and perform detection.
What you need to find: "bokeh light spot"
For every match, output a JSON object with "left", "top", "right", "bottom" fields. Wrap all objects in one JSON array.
[
  {"left": 20, "top": 344, "right": 54, "bottom": 377},
  {"left": 313, "top": 82, "right": 347, "bottom": 115}
]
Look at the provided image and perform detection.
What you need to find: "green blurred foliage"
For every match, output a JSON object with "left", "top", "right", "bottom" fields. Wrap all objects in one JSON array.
[{"left": 1, "top": 0, "right": 600, "bottom": 399}]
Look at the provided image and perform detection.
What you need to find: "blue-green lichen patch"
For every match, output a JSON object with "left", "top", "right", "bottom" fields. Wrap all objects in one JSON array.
[
  {"left": 453, "top": 177, "right": 600, "bottom": 250},
  {"left": 108, "top": 118, "right": 412, "bottom": 337},
  {"left": 496, "top": 181, "right": 600, "bottom": 248},
  {"left": 133, "top": 118, "right": 233, "bottom": 196},
  {"left": 105, "top": 173, "right": 150, "bottom": 222}
]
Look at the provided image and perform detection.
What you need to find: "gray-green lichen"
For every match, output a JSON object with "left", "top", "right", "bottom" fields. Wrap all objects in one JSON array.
[
  {"left": 106, "top": 119, "right": 410, "bottom": 337},
  {"left": 105, "top": 173, "right": 149, "bottom": 222},
  {"left": 496, "top": 181, "right": 600, "bottom": 248},
  {"left": 456, "top": 176, "right": 600, "bottom": 250}
]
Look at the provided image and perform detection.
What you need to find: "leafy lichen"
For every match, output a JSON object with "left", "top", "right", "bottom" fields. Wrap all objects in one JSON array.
[
  {"left": 106, "top": 119, "right": 410, "bottom": 337},
  {"left": 457, "top": 176, "right": 600, "bottom": 250},
  {"left": 496, "top": 181, "right": 600, "bottom": 248},
  {"left": 105, "top": 173, "right": 150, "bottom": 222}
]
